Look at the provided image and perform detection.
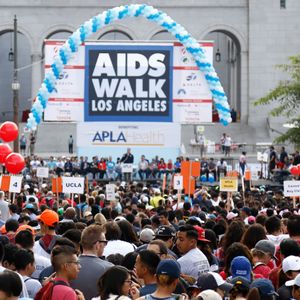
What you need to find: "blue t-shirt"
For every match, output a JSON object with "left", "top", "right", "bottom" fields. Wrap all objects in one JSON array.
[{"left": 139, "top": 283, "right": 157, "bottom": 297}]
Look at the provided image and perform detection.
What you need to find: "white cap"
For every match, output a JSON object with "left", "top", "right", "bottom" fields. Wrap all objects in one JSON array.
[
  {"left": 282, "top": 256, "right": 300, "bottom": 273},
  {"left": 24, "top": 184, "right": 30, "bottom": 190},
  {"left": 142, "top": 196, "right": 149, "bottom": 203},
  {"left": 114, "top": 216, "right": 126, "bottom": 222},
  {"left": 197, "top": 290, "right": 222, "bottom": 300},
  {"left": 139, "top": 228, "right": 155, "bottom": 243},
  {"left": 286, "top": 273, "right": 300, "bottom": 287},
  {"left": 227, "top": 212, "right": 238, "bottom": 220}
]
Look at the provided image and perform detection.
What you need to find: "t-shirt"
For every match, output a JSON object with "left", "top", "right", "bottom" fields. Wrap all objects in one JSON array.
[
  {"left": 104, "top": 240, "right": 136, "bottom": 257},
  {"left": 267, "top": 234, "right": 289, "bottom": 247},
  {"left": 23, "top": 275, "right": 42, "bottom": 298},
  {"left": 0, "top": 199, "right": 10, "bottom": 222},
  {"left": 177, "top": 248, "right": 210, "bottom": 279},
  {"left": 139, "top": 283, "right": 157, "bottom": 297},
  {"left": 51, "top": 277, "right": 77, "bottom": 300},
  {"left": 253, "top": 263, "right": 271, "bottom": 279},
  {"left": 70, "top": 255, "right": 113, "bottom": 300},
  {"left": 31, "top": 253, "right": 51, "bottom": 280}
]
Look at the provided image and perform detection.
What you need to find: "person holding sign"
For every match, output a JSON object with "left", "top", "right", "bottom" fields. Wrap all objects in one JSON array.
[{"left": 121, "top": 148, "right": 134, "bottom": 182}]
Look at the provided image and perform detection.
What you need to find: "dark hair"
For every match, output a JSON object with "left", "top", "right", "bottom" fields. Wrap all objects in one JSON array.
[
  {"left": 222, "top": 221, "right": 245, "bottom": 253},
  {"left": 287, "top": 215, "right": 300, "bottom": 237},
  {"left": 205, "top": 229, "right": 218, "bottom": 250},
  {"left": 117, "top": 220, "right": 139, "bottom": 245},
  {"left": 104, "top": 221, "right": 121, "bottom": 240},
  {"left": 62, "top": 229, "right": 82, "bottom": 246},
  {"left": 3, "top": 244, "right": 19, "bottom": 269},
  {"left": 241, "top": 224, "right": 267, "bottom": 250},
  {"left": 0, "top": 270, "right": 22, "bottom": 297},
  {"left": 14, "top": 249, "right": 35, "bottom": 271},
  {"left": 8, "top": 204, "right": 18, "bottom": 214},
  {"left": 255, "top": 214, "right": 267, "bottom": 227},
  {"left": 141, "top": 218, "right": 151, "bottom": 228},
  {"left": 5, "top": 219, "right": 19, "bottom": 232},
  {"left": 138, "top": 250, "right": 161, "bottom": 275},
  {"left": 98, "top": 266, "right": 130, "bottom": 299},
  {"left": 53, "top": 237, "right": 76, "bottom": 249},
  {"left": 178, "top": 225, "right": 198, "bottom": 240},
  {"left": 265, "top": 215, "right": 281, "bottom": 234},
  {"left": 158, "top": 210, "right": 168, "bottom": 218},
  {"left": 280, "top": 238, "right": 300, "bottom": 257},
  {"left": 224, "top": 242, "right": 253, "bottom": 277},
  {"left": 122, "top": 252, "right": 138, "bottom": 271},
  {"left": 15, "top": 230, "right": 34, "bottom": 249},
  {"left": 57, "top": 221, "right": 76, "bottom": 235},
  {"left": 0, "top": 242, "right": 4, "bottom": 263},
  {"left": 106, "top": 253, "right": 124, "bottom": 266},
  {"left": 51, "top": 245, "right": 77, "bottom": 272}
]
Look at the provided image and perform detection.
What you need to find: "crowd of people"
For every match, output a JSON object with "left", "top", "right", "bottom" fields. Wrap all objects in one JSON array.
[{"left": 0, "top": 167, "right": 300, "bottom": 300}]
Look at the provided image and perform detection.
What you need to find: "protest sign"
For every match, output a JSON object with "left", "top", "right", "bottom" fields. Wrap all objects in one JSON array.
[{"left": 62, "top": 177, "right": 85, "bottom": 194}]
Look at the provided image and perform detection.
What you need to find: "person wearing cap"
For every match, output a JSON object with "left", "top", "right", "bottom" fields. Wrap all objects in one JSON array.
[
  {"left": 137, "top": 259, "right": 185, "bottom": 300},
  {"left": 194, "top": 226, "right": 219, "bottom": 272},
  {"left": 155, "top": 225, "right": 176, "bottom": 250},
  {"left": 33, "top": 209, "right": 59, "bottom": 259},
  {"left": 230, "top": 256, "right": 252, "bottom": 282},
  {"left": 150, "top": 189, "right": 164, "bottom": 208},
  {"left": 176, "top": 225, "right": 210, "bottom": 279},
  {"left": 286, "top": 273, "right": 300, "bottom": 300},
  {"left": 252, "top": 240, "right": 276, "bottom": 279},
  {"left": 197, "top": 289, "right": 222, "bottom": 300},
  {"left": 139, "top": 228, "right": 155, "bottom": 244},
  {"left": 83, "top": 211, "right": 93, "bottom": 223},
  {"left": 277, "top": 255, "right": 300, "bottom": 300},
  {"left": 249, "top": 278, "right": 278, "bottom": 300},
  {"left": 135, "top": 250, "right": 161, "bottom": 296},
  {"left": 192, "top": 271, "right": 233, "bottom": 299},
  {"left": 229, "top": 276, "right": 250, "bottom": 300}
]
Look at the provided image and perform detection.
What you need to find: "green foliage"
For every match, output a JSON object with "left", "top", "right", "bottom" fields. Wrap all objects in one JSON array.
[{"left": 254, "top": 54, "right": 300, "bottom": 146}]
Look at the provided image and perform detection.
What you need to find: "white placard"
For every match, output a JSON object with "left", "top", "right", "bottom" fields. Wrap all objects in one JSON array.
[
  {"left": 9, "top": 176, "right": 22, "bottom": 193},
  {"left": 62, "top": 177, "right": 85, "bottom": 194},
  {"left": 122, "top": 164, "right": 133, "bottom": 173},
  {"left": 284, "top": 181, "right": 300, "bottom": 197},
  {"left": 173, "top": 175, "right": 183, "bottom": 190},
  {"left": 106, "top": 184, "right": 116, "bottom": 201},
  {"left": 36, "top": 167, "right": 49, "bottom": 178}
]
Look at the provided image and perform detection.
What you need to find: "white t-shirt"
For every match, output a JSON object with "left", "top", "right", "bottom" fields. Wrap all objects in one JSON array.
[
  {"left": 177, "top": 248, "right": 210, "bottom": 279},
  {"left": 31, "top": 254, "right": 51, "bottom": 280},
  {"left": 103, "top": 240, "right": 136, "bottom": 257},
  {"left": 22, "top": 275, "right": 42, "bottom": 298},
  {"left": 33, "top": 241, "right": 51, "bottom": 259},
  {"left": 267, "top": 234, "right": 289, "bottom": 247}
]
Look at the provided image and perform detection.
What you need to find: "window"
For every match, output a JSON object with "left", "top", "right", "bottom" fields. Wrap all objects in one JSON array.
[{"left": 280, "top": 0, "right": 286, "bottom": 9}]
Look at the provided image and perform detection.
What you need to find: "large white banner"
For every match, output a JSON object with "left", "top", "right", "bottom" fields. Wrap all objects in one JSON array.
[
  {"left": 77, "top": 122, "right": 181, "bottom": 148},
  {"left": 62, "top": 177, "right": 85, "bottom": 194},
  {"left": 44, "top": 41, "right": 213, "bottom": 123}
]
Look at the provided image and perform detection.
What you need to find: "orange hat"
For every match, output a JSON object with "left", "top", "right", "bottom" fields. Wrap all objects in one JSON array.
[
  {"left": 0, "top": 225, "right": 6, "bottom": 234},
  {"left": 17, "top": 224, "right": 35, "bottom": 235},
  {"left": 37, "top": 209, "right": 59, "bottom": 227}
]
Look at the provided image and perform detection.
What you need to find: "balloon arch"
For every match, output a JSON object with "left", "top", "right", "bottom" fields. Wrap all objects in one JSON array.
[{"left": 26, "top": 4, "right": 232, "bottom": 130}]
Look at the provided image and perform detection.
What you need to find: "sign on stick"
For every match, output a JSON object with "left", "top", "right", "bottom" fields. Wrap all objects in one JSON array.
[{"left": 62, "top": 177, "right": 85, "bottom": 194}]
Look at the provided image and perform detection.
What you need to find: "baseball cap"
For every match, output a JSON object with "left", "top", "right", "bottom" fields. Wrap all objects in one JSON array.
[
  {"left": 230, "top": 256, "right": 252, "bottom": 282},
  {"left": 194, "top": 226, "right": 210, "bottom": 243},
  {"left": 188, "top": 216, "right": 204, "bottom": 225},
  {"left": 227, "top": 212, "right": 238, "bottom": 221},
  {"left": 230, "top": 276, "right": 250, "bottom": 289},
  {"left": 197, "top": 290, "right": 222, "bottom": 300},
  {"left": 156, "top": 259, "right": 181, "bottom": 279},
  {"left": 250, "top": 279, "right": 278, "bottom": 297},
  {"left": 83, "top": 211, "right": 93, "bottom": 218},
  {"left": 155, "top": 225, "right": 176, "bottom": 237},
  {"left": 139, "top": 228, "right": 155, "bottom": 243},
  {"left": 114, "top": 216, "right": 126, "bottom": 222},
  {"left": 254, "top": 240, "right": 277, "bottom": 260},
  {"left": 25, "top": 203, "right": 35, "bottom": 209},
  {"left": 241, "top": 207, "right": 251, "bottom": 215},
  {"left": 246, "top": 216, "right": 256, "bottom": 225},
  {"left": 37, "top": 209, "right": 59, "bottom": 227},
  {"left": 196, "top": 272, "right": 233, "bottom": 292},
  {"left": 286, "top": 273, "right": 300, "bottom": 287},
  {"left": 282, "top": 255, "right": 300, "bottom": 273},
  {"left": 16, "top": 224, "right": 35, "bottom": 234}
]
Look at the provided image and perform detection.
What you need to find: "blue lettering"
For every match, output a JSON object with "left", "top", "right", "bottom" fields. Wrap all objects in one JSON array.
[
  {"left": 92, "top": 131, "right": 102, "bottom": 142},
  {"left": 92, "top": 131, "right": 126, "bottom": 143},
  {"left": 117, "top": 132, "right": 126, "bottom": 142}
]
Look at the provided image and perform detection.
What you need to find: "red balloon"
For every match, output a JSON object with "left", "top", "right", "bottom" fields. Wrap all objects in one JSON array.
[
  {"left": 290, "top": 166, "right": 299, "bottom": 176},
  {"left": 0, "top": 121, "right": 19, "bottom": 142},
  {"left": 5, "top": 153, "right": 25, "bottom": 174},
  {"left": 0, "top": 144, "right": 12, "bottom": 164}
]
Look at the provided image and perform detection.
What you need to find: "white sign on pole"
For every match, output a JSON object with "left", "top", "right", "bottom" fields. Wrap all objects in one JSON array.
[
  {"left": 9, "top": 176, "right": 22, "bottom": 193},
  {"left": 173, "top": 175, "right": 183, "bottom": 190},
  {"left": 284, "top": 181, "right": 300, "bottom": 197},
  {"left": 36, "top": 167, "right": 49, "bottom": 178},
  {"left": 122, "top": 164, "right": 133, "bottom": 173},
  {"left": 106, "top": 184, "right": 116, "bottom": 201},
  {"left": 62, "top": 177, "right": 85, "bottom": 194}
]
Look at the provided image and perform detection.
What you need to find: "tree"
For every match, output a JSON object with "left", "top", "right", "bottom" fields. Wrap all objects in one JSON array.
[{"left": 254, "top": 54, "right": 300, "bottom": 146}]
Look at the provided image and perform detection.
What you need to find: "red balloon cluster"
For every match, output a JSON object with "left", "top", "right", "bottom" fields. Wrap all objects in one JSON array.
[
  {"left": 0, "top": 122, "right": 25, "bottom": 174},
  {"left": 290, "top": 165, "right": 300, "bottom": 176}
]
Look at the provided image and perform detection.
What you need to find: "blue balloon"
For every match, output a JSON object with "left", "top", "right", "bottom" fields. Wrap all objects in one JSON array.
[
  {"left": 208, "top": 174, "right": 215, "bottom": 183},
  {"left": 200, "top": 175, "right": 207, "bottom": 182}
]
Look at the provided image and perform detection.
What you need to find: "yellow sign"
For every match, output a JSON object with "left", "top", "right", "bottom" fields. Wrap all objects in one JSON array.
[{"left": 220, "top": 177, "right": 238, "bottom": 192}]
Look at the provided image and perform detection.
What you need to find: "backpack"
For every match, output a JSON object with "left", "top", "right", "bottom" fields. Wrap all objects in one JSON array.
[{"left": 34, "top": 280, "right": 69, "bottom": 300}]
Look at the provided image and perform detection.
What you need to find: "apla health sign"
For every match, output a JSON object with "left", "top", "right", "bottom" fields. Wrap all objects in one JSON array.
[{"left": 84, "top": 44, "right": 173, "bottom": 122}]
